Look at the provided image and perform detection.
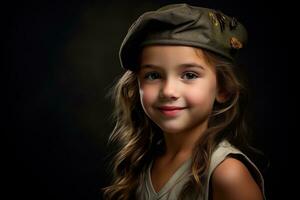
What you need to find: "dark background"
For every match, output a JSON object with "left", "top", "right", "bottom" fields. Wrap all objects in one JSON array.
[{"left": 7, "top": 0, "right": 290, "bottom": 199}]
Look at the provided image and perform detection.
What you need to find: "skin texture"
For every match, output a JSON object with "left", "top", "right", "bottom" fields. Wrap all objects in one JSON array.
[{"left": 138, "top": 45, "right": 223, "bottom": 156}]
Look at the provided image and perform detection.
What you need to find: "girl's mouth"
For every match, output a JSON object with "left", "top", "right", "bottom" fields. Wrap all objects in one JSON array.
[{"left": 158, "top": 106, "right": 186, "bottom": 117}]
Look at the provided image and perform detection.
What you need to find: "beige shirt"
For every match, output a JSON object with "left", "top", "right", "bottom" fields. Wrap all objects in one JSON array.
[{"left": 136, "top": 140, "right": 265, "bottom": 200}]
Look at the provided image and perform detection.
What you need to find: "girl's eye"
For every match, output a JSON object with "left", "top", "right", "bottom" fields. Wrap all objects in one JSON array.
[
  {"left": 144, "top": 72, "right": 161, "bottom": 80},
  {"left": 182, "top": 72, "right": 199, "bottom": 80}
]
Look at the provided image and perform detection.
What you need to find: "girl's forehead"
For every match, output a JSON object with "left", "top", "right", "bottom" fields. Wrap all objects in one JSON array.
[{"left": 141, "top": 45, "right": 205, "bottom": 60}]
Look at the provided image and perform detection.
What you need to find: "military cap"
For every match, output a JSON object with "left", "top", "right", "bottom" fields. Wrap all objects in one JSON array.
[{"left": 119, "top": 3, "right": 248, "bottom": 71}]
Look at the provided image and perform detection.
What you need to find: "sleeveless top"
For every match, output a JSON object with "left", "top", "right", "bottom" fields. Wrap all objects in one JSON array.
[{"left": 136, "top": 140, "right": 265, "bottom": 200}]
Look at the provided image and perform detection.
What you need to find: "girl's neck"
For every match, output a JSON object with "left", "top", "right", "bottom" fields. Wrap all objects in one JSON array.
[{"left": 162, "top": 120, "right": 208, "bottom": 161}]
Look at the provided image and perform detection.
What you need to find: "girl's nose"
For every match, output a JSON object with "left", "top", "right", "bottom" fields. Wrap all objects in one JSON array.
[{"left": 159, "top": 78, "right": 180, "bottom": 100}]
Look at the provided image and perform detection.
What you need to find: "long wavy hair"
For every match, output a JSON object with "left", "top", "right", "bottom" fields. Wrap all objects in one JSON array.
[{"left": 102, "top": 48, "right": 258, "bottom": 199}]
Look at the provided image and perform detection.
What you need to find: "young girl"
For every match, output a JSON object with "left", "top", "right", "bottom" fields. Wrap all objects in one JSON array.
[{"left": 103, "top": 3, "right": 265, "bottom": 200}]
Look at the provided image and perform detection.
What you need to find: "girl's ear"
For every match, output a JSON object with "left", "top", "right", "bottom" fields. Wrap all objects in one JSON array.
[{"left": 216, "top": 89, "right": 229, "bottom": 103}]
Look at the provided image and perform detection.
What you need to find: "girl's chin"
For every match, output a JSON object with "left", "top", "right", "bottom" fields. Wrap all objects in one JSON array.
[{"left": 158, "top": 125, "right": 185, "bottom": 134}]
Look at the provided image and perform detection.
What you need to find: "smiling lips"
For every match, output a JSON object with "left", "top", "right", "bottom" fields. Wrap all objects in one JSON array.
[{"left": 158, "top": 106, "right": 186, "bottom": 117}]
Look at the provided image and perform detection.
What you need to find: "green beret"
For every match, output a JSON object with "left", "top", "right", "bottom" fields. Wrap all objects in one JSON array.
[{"left": 119, "top": 3, "right": 248, "bottom": 71}]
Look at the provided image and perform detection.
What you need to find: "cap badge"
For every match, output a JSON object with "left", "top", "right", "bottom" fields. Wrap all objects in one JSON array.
[
  {"left": 230, "top": 37, "right": 243, "bottom": 49},
  {"left": 209, "top": 11, "right": 226, "bottom": 32},
  {"left": 209, "top": 12, "right": 219, "bottom": 26}
]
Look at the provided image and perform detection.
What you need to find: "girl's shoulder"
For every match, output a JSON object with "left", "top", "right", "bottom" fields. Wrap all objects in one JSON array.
[
  {"left": 206, "top": 140, "right": 265, "bottom": 200},
  {"left": 209, "top": 140, "right": 262, "bottom": 174},
  {"left": 211, "top": 157, "right": 264, "bottom": 200}
]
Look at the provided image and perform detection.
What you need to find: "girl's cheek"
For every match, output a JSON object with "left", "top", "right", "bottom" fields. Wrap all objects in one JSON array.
[
  {"left": 139, "top": 85, "right": 159, "bottom": 104},
  {"left": 186, "top": 86, "right": 216, "bottom": 106},
  {"left": 139, "top": 87, "right": 159, "bottom": 115}
]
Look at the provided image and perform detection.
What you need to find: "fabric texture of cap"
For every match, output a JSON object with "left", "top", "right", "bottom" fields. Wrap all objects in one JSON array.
[{"left": 119, "top": 3, "right": 248, "bottom": 71}]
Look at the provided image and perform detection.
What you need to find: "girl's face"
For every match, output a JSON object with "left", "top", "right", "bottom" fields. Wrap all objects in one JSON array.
[{"left": 138, "top": 45, "right": 221, "bottom": 134}]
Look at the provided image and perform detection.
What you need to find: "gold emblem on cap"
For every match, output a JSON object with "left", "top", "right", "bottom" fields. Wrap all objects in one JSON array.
[
  {"left": 209, "top": 11, "right": 226, "bottom": 32},
  {"left": 209, "top": 12, "right": 219, "bottom": 26},
  {"left": 230, "top": 37, "right": 243, "bottom": 49}
]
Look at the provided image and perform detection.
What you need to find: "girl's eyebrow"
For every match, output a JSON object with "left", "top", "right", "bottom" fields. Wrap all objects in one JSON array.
[
  {"left": 140, "top": 64, "right": 160, "bottom": 69},
  {"left": 179, "top": 63, "right": 205, "bottom": 70},
  {"left": 140, "top": 63, "right": 205, "bottom": 70}
]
